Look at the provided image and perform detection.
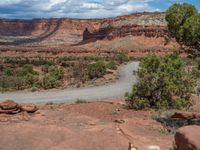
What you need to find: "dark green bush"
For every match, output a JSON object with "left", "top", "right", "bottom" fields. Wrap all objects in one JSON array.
[
  {"left": 106, "top": 60, "right": 117, "bottom": 70},
  {"left": 166, "top": 3, "right": 200, "bottom": 56},
  {"left": 3, "top": 68, "right": 14, "bottom": 76},
  {"left": 86, "top": 61, "right": 106, "bottom": 79},
  {"left": 126, "top": 52, "right": 196, "bottom": 110},
  {"left": 191, "top": 67, "right": 200, "bottom": 79},
  {"left": 166, "top": 3, "right": 197, "bottom": 40}
]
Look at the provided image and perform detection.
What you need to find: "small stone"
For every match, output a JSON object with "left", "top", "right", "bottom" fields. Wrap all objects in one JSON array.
[
  {"left": 147, "top": 145, "right": 160, "bottom": 150},
  {"left": 115, "top": 119, "right": 125, "bottom": 124},
  {"left": 128, "top": 143, "right": 138, "bottom": 150}
]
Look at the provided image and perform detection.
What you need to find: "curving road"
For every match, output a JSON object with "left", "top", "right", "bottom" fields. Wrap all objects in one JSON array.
[{"left": 0, "top": 62, "right": 139, "bottom": 104}]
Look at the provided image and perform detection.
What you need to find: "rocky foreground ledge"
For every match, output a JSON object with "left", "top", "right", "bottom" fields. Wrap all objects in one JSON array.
[{"left": 0, "top": 100, "right": 199, "bottom": 150}]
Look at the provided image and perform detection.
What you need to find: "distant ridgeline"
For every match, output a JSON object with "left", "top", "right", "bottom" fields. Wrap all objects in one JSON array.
[{"left": 0, "top": 12, "right": 169, "bottom": 45}]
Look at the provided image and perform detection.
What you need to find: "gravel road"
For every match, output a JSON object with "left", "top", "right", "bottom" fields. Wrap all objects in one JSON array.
[{"left": 0, "top": 62, "right": 139, "bottom": 104}]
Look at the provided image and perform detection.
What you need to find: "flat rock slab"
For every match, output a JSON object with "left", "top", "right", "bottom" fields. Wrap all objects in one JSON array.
[{"left": 175, "top": 125, "right": 200, "bottom": 150}]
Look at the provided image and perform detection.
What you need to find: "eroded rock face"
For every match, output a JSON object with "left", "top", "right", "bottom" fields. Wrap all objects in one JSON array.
[
  {"left": 175, "top": 125, "right": 200, "bottom": 150},
  {"left": 83, "top": 25, "right": 168, "bottom": 43},
  {"left": 0, "top": 12, "right": 168, "bottom": 45}
]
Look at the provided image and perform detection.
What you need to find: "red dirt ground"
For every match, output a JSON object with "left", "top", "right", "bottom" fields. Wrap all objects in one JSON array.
[{"left": 0, "top": 100, "right": 174, "bottom": 150}]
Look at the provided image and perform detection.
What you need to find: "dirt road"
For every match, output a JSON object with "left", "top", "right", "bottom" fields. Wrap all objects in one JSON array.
[{"left": 0, "top": 62, "right": 139, "bottom": 104}]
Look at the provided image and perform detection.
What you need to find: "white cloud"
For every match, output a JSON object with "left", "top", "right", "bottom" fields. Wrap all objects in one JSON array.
[
  {"left": 0, "top": 0, "right": 194, "bottom": 19},
  {"left": 0, "top": 0, "right": 22, "bottom": 5}
]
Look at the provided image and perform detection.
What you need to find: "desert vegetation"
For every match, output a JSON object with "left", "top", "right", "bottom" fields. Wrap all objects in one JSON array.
[
  {"left": 0, "top": 54, "right": 129, "bottom": 92},
  {"left": 126, "top": 51, "right": 199, "bottom": 110},
  {"left": 126, "top": 3, "right": 200, "bottom": 110}
]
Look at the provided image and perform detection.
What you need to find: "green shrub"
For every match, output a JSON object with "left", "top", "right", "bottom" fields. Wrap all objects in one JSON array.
[
  {"left": 196, "top": 87, "right": 200, "bottom": 96},
  {"left": 191, "top": 67, "right": 200, "bottom": 79},
  {"left": 115, "top": 53, "right": 129, "bottom": 64},
  {"left": 41, "top": 67, "right": 64, "bottom": 89},
  {"left": 86, "top": 61, "right": 106, "bottom": 79},
  {"left": 0, "top": 64, "right": 40, "bottom": 91},
  {"left": 126, "top": 52, "right": 196, "bottom": 110},
  {"left": 106, "top": 60, "right": 117, "bottom": 70},
  {"left": 16, "top": 64, "right": 37, "bottom": 77},
  {"left": 0, "top": 76, "right": 28, "bottom": 91},
  {"left": 48, "top": 67, "right": 64, "bottom": 80},
  {"left": 24, "top": 73, "right": 39, "bottom": 86},
  {"left": 3, "top": 68, "right": 14, "bottom": 76}
]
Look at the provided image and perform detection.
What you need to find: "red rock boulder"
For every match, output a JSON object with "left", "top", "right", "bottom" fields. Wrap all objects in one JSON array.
[
  {"left": 0, "top": 100, "right": 18, "bottom": 110},
  {"left": 0, "top": 100, "right": 20, "bottom": 114},
  {"left": 175, "top": 125, "right": 200, "bottom": 150},
  {"left": 20, "top": 103, "right": 38, "bottom": 113}
]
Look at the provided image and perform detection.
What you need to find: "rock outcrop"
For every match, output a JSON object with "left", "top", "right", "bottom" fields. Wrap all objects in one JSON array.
[
  {"left": 83, "top": 25, "right": 168, "bottom": 43},
  {"left": 175, "top": 125, "right": 200, "bottom": 150},
  {"left": 0, "top": 100, "right": 38, "bottom": 114}
]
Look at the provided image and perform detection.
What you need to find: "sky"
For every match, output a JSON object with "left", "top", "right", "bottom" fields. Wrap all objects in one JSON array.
[{"left": 0, "top": 0, "right": 199, "bottom": 19}]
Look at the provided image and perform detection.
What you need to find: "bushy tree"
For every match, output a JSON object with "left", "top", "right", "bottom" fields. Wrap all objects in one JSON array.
[
  {"left": 166, "top": 3, "right": 197, "bottom": 41},
  {"left": 126, "top": 52, "right": 196, "bottom": 110},
  {"left": 180, "top": 14, "right": 200, "bottom": 50},
  {"left": 166, "top": 3, "right": 200, "bottom": 56}
]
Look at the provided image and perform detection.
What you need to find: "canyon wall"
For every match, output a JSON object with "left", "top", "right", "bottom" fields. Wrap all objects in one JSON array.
[{"left": 0, "top": 12, "right": 168, "bottom": 45}]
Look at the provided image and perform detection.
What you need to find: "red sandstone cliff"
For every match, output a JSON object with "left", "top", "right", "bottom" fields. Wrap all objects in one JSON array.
[
  {"left": 0, "top": 12, "right": 180, "bottom": 58},
  {"left": 0, "top": 12, "right": 168, "bottom": 45}
]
